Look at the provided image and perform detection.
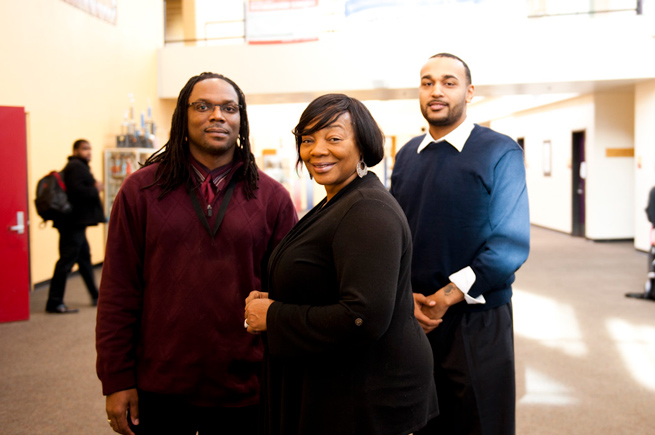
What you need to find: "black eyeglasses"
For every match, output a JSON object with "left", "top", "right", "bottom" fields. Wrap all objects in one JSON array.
[{"left": 187, "top": 101, "right": 241, "bottom": 115}]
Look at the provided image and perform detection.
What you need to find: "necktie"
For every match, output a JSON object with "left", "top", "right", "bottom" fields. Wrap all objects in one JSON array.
[{"left": 201, "top": 175, "right": 215, "bottom": 204}]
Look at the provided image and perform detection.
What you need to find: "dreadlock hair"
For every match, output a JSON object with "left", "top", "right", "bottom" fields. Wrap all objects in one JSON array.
[{"left": 143, "top": 72, "right": 259, "bottom": 200}]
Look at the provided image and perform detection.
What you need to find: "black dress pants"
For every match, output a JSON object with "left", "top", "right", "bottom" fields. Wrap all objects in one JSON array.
[
  {"left": 416, "top": 302, "right": 516, "bottom": 435},
  {"left": 46, "top": 225, "right": 98, "bottom": 309},
  {"left": 133, "top": 390, "right": 259, "bottom": 435}
]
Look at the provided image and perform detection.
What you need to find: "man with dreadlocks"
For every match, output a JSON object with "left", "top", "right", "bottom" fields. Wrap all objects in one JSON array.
[{"left": 96, "top": 73, "right": 297, "bottom": 435}]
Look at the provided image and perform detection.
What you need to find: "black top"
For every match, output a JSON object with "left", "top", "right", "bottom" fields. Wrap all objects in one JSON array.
[
  {"left": 262, "top": 173, "right": 438, "bottom": 435},
  {"left": 647, "top": 186, "right": 655, "bottom": 225},
  {"left": 55, "top": 156, "right": 105, "bottom": 228}
]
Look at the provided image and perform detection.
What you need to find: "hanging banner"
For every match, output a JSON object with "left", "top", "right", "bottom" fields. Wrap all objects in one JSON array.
[
  {"left": 60, "top": 0, "right": 117, "bottom": 24},
  {"left": 246, "top": 0, "right": 319, "bottom": 44},
  {"left": 345, "top": 0, "right": 483, "bottom": 17}
]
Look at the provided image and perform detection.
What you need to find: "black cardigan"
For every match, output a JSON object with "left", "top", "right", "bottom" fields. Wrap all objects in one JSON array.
[
  {"left": 647, "top": 186, "right": 655, "bottom": 225},
  {"left": 261, "top": 173, "right": 438, "bottom": 435}
]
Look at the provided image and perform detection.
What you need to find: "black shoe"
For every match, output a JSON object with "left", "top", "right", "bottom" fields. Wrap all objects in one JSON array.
[
  {"left": 45, "top": 304, "right": 79, "bottom": 314},
  {"left": 625, "top": 292, "right": 655, "bottom": 301},
  {"left": 91, "top": 298, "right": 98, "bottom": 307}
]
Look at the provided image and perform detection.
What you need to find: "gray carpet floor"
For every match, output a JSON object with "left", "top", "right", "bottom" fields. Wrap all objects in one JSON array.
[{"left": 1, "top": 226, "right": 654, "bottom": 434}]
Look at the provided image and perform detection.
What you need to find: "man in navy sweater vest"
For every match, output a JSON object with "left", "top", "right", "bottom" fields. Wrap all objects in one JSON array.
[{"left": 390, "top": 53, "right": 530, "bottom": 435}]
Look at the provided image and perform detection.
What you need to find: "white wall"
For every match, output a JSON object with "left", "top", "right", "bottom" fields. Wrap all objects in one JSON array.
[
  {"left": 635, "top": 81, "right": 655, "bottom": 250},
  {"left": 491, "top": 96, "right": 595, "bottom": 234},
  {"left": 586, "top": 89, "right": 635, "bottom": 240},
  {"left": 491, "top": 88, "right": 637, "bottom": 240}
]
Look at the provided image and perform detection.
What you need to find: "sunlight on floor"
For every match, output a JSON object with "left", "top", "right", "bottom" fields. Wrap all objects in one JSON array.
[
  {"left": 606, "top": 317, "right": 655, "bottom": 391},
  {"left": 513, "top": 288, "right": 587, "bottom": 357},
  {"left": 519, "top": 367, "right": 579, "bottom": 406}
]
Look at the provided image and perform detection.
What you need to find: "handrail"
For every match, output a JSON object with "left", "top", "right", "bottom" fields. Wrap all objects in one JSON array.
[
  {"left": 528, "top": 0, "right": 642, "bottom": 18},
  {"left": 164, "top": 18, "right": 245, "bottom": 46},
  {"left": 164, "top": 36, "right": 245, "bottom": 44}
]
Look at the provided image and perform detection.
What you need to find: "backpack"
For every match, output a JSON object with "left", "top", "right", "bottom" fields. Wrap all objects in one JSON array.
[{"left": 34, "top": 171, "right": 72, "bottom": 222}]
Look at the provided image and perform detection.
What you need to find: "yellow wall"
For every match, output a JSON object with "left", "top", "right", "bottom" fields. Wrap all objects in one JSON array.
[{"left": 0, "top": 0, "right": 165, "bottom": 285}]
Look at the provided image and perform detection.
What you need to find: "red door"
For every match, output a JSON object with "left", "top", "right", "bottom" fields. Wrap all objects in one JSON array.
[{"left": 0, "top": 106, "right": 30, "bottom": 323}]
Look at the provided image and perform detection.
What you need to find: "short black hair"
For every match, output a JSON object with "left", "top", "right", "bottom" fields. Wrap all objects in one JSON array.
[
  {"left": 72, "top": 139, "right": 89, "bottom": 151},
  {"left": 292, "top": 94, "right": 384, "bottom": 169},
  {"left": 430, "top": 53, "right": 472, "bottom": 85}
]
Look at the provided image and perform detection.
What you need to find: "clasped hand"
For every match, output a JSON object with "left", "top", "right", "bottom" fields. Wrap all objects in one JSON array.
[
  {"left": 413, "top": 283, "right": 465, "bottom": 334},
  {"left": 413, "top": 293, "right": 444, "bottom": 334},
  {"left": 244, "top": 290, "right": 273, "bottom": 334}
]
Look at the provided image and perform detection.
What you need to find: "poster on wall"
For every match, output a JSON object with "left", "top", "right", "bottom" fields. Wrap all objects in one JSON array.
[
  {"left": 60, "top": 0, "right": 117, "bottom": 24},
  {"left": 246, "top": 0, "right": 319, "bottom": 44}
]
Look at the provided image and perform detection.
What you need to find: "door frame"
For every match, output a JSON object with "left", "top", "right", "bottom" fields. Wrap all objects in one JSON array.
[{"left": 571, "top": 130, "right": 586, "bottom": 237}]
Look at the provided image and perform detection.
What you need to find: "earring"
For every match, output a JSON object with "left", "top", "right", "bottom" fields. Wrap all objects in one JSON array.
[{"left": 356, "top": 159, "right": 368, "bottom": 178}]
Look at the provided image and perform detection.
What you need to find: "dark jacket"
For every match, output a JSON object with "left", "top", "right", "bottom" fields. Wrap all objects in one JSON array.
[
  {"left": 647, "top": 186, "right": 655, "bottom": 225},
  {"left": 55, "top": 156, "right": 105, "bottom": 228},
  {"left": 262, "top": 173, "right": 438, "bottom": 435}
]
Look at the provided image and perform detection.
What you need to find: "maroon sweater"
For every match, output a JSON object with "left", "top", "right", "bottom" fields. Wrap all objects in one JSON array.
[{"left": 96, "top": 162, "right": 297, "bottom": 406}]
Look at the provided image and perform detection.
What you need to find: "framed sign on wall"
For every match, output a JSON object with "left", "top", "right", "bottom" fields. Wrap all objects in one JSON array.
[{"left": 542, "top": 140, "right": 552, "bottom": 177}]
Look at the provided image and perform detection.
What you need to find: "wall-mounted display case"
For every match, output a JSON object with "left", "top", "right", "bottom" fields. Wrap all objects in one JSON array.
[{"left": 104, "top": 147, "right": 154, "bottom": 219}]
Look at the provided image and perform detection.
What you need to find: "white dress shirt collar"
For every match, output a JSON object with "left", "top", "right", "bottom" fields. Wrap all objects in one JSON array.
[{"left": 417, "top": 117, "right": 475, "bottom": 154}]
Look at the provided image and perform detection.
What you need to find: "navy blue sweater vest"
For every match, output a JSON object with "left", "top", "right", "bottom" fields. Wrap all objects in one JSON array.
[{"left": 391, "top": 125, "right": 530, "bottom": 313}]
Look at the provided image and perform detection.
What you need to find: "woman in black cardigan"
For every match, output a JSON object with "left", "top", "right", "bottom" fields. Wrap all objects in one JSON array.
[{"left": 244, "top": 94, "right": 438, "bottom": 435}]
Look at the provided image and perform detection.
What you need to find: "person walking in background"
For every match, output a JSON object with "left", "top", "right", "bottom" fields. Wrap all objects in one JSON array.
[
  {"left": 96, "top": 72, "right": 297, "bottom": 435},
  {"left": 626, "top": 185, "right": 655, "bottom": 300},
  {"left": 646, "top": 185, "right": 655, "bottom": 226},
  {"left": 390, "top": 53, "right": 530, "bottom": 435},
  {"left": 45, "top": 139, "right": 105, "bottom": 314},
  {"left": 644, "top": 185, "right": 655, "bottom": 299},
  {"left": 244, "top": 94, "right": 438, "bottom": 435}
]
